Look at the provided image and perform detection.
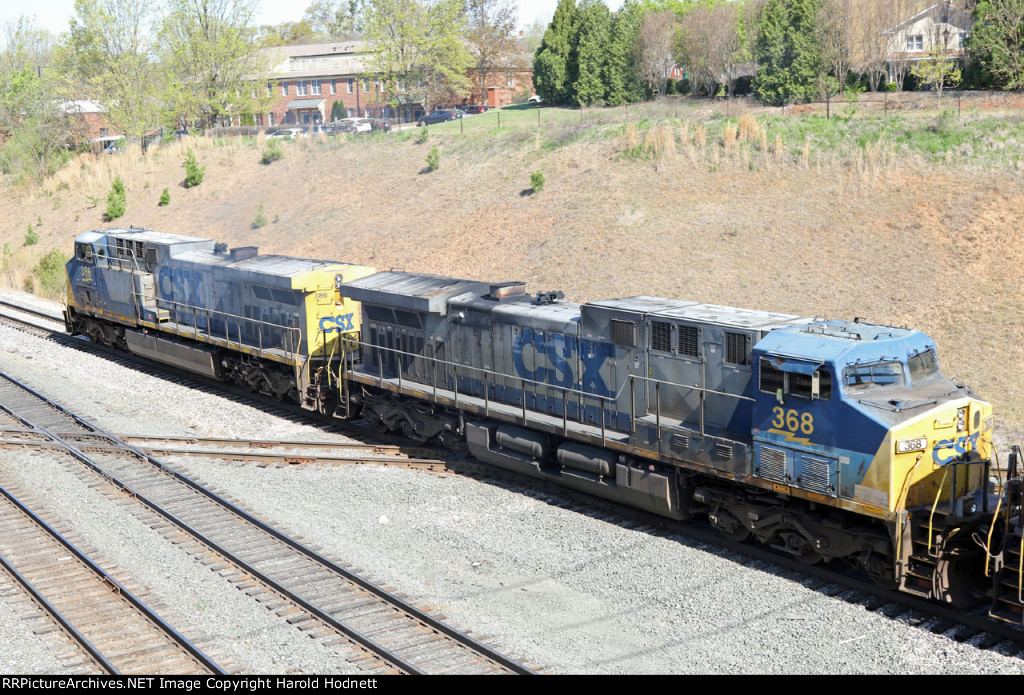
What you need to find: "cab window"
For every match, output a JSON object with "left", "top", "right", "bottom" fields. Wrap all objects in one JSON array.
[
  {"left": 843, "top": 361, "right": 905, "bottom": 392},
  {"left": 76, "top": 244, "right": 93, "bottom": 263},
  {"left": 759, "top": 358, "right": 831, "bottom": 400},
  {"left": 908, "top": 349, "right": 939, "bottom": 384}
]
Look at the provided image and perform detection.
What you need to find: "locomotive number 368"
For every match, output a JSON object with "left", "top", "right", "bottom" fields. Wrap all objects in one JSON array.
[{"left": 771, "top": 407, "right": 814, "bottom": 435}]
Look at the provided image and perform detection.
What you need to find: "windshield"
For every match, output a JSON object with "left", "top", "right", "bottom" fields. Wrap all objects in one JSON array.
[
  {"left": 843, "top": 360, "right": 905, "bottom": 393},
  {"left": 908, "top": 349, "right": 939, "bottom": 384}
]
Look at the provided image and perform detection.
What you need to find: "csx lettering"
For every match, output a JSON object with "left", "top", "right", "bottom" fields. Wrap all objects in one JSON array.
[
  {"left": 771, "top": 407, "right": 814, "bottom": 435},
  {"left": 933, "top": 432, "right": 980, "bottom": 465},
  {"left": 158, "top": 266, "right": 205, "bottom": 307},
  {"left": 320, "top": 313, "right": 355, "bottom": 333},
  {"left": 512, "top": 328, "right": 574, "bottom": 388}
]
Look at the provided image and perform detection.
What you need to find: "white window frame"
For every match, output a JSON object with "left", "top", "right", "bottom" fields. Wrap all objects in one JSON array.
[
  {"left": 297, "top": 80, "right": 307, "bottom": 96},
  {"left": 347, "top": 78, "right": 354, "bottom": 94},
  {"left": 907, "top": 35, "right": 923, "bottom": 52},
  {"left": 312, "top": 79, "right": 321, "bottom": 95},
  {"left": 281, "top": 82, "right": 288, "bottom": 97}
]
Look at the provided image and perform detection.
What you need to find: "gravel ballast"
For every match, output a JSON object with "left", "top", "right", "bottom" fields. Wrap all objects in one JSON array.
[{"left": 1, "top": 289, "right": 1023, "bottom": 674}]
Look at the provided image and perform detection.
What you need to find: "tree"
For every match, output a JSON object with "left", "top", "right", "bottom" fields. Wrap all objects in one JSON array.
[
  {"left": 464, "top": 0, "right": 519, "bottom": 103},
  {"left": 160, "top": 0, "right": 272, "bottom": 129},
  {"left": 971, "top": 0, "right": 1024, "bottom": 89},
  {"left": 59, "top": 0, "right": 165, "bottom": 144},
  {"left": 752, "top": 0, "right": 825, "bottom": 106},
  {"left": 533, "top": 0, "right": 577, "bottom": 104},
  {"left": 364, "top": 0, "right": 472, "bottom": 117},
  {"left": 912, "top": 44, "right": 962, "bottom": 107},
  {"left": 635, "top": 10, "right": 677, "bottom": 97},
  {"left": 605, "top": 0, "right": 647, "bottom": 104},
  {"left": 573, "top": 0, "right": 613, "bottom": 105},
  {"left": 304, "top": 0, "right": 364, "bottom": 39}
]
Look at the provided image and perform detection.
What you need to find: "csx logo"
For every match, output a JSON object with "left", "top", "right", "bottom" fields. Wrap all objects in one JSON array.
[
  {"left": 319, "top": 313, "right": 355, "bottom": 333},
  {"left": 933, "top": 432, "right": 980, "bottom": 465}
]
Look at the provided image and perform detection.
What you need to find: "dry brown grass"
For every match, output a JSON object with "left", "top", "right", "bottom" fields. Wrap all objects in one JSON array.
[{"left": 4, "top": 120, "right": 1024, "bottom": 439}]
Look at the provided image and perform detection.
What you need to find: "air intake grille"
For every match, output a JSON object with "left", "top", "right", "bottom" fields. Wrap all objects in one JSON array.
[
  {"left": 678, "top": 325, "right": 698, "bottom": 356},
  {"left": 611, "top": 319, "right": 637, "bottom": 347},
  {"left": 758, "top": 446, "right": 787, "bottom": 484},
  {"left": 798, "top": 456, "right": 834, "bottom": 496},
  {"left": 714, "top": 443, "right": 733, "bottom": 460},
  {"left": 671, "top": 434, "right": 689, "bottom": 449},
  {"left": 651, "top": 321, "right": 671, "bottom": 352}
]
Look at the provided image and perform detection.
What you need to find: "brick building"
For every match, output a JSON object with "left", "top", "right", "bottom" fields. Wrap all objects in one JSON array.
[
  {"left": 251, "top": 41, "right": 536, "bottom": 126},
  {"left": 253, "top": 41, "right": 394, "bottom": 127}
]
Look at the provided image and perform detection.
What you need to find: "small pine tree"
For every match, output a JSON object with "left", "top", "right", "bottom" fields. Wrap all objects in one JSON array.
[
  {"left": 261, "top": 141, "right": 283, "bottom": 165},
  {"left": 24, "top": 224, "right": 38, "bottom": 246},
  {"left": 105, "top": 178, "right": 126, "bottom": 221},
  {"left": 530, "top": 170, "right": 545, "bottom": 192},
  {"left": 253, "top": 203, "right": 268, "bottom": 228},
  {"left": 158, "top": 188, "right": 170, "bottom": 206},
  {"left": 426, "top": 146, "right": 440, "bottom": 171},
  {"left": 183, "top": 149, "right": 206, "bottom": 187}
]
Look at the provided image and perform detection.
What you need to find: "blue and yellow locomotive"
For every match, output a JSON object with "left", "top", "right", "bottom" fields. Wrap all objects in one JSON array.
[
  {"left": 336, "top": 271, "right": 1005, "bottom": 613},
  {"left": 64, "top": 227, "right": 374, "bottom": 410},
  {"left": 63, "top": 230, "right": 1024, "bottom": 622}
]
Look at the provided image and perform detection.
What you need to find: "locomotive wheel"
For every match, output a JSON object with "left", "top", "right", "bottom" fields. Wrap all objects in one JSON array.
[
  {"left": 710, "top": 510, "right": 750, "bottom": 543},
  {"left": 934, "top": 540, "right": 989, "bottom": 610}
]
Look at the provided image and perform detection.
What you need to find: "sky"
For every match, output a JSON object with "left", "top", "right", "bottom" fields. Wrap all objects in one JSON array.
[{"left": 0, "top": 0, "right": 625, "bottom": 38}]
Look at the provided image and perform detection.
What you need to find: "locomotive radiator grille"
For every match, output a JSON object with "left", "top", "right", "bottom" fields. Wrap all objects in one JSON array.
[
  {"left": 797, "top": 455, "right": 834, "bottom": 496},
  {"left": 758, "top": 446, "right": 787, "bottom": 484}
]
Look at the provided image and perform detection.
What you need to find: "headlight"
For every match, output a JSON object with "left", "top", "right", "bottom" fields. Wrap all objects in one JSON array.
[
  {"left": 957, "top": 407, "right": 966, "bottom": 432},
  {"left": 896, "top": 437, "right": 928, "bottom": 454}
]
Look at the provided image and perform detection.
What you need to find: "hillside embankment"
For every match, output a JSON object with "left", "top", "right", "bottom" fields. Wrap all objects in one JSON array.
[{"left": 3, "top": 96, "right": 1024, "bottom": 433}]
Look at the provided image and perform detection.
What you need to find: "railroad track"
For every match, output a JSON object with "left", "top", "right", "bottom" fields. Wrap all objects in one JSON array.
[
  {"left": 0, "top": 369, "right": 534, "bottom": 675},
  {"left": 0, "top": 431, "right": 451, "bottom": 472},
  {"left": 0, "top": 481, "right": 225, "bottom": 674}
]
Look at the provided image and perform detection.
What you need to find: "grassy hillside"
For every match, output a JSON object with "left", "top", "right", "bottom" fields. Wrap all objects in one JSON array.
[{"left": 4, "top": 95, "right": 1024, "bottom": 435}]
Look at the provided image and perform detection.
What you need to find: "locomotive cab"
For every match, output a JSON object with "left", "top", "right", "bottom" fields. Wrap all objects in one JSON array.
[{"left": 752, "top": 319, "right": 992, "bottom": 520}]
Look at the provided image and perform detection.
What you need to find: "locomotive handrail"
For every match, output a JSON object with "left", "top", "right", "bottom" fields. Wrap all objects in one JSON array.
[
  {"left": 345, "top": 336, "right": 754, "bottom": 444},
  {"left": 149, "top": 296, "right": 304, "bottom": 362}
]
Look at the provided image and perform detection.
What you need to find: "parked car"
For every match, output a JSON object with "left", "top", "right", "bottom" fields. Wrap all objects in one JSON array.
[
  {"left": 333, "top": 118, "right": 372, "bottom": 133},
  {"left": 267, "top": 128, "right": 306, "bottom": 140},
  {"left": 312, "top": 123, "right": 335, "bottom": 136},
  {"left": 370, "top": 119, "right": 391, "bottom": 132},
  {"left": 450, "top": 109, "right": 466, "bottom": 119},
  {"left": 417, "top": 111, "right": 456, "bottom": 127},
  {"left": 463, "top": 105, "right": 487, "bottom": 115},
  {"left": 528, "top": 95, "right": 543, "bottom": 103}
]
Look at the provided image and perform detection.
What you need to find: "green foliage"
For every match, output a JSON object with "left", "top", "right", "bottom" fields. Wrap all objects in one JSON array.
[
  {"left": 530, "top": 170, "right": 545, "bottom": 192},
  {"left": 753, "top": 0, "right": 825, "bottom": 106},
  {"left": 183, "top": 149, "right": 206, "bottom": 187},
  {"left": 426, "top": 146, "right": 440, "bottom": 171},
  {"left": 159, "top": 188, "right": 171, "bottom": 206},
  {"left": 105, "top": 176, "right": 127, "bottom": 221},
  {"left": 533, "top": 0, "right": 578, "bottom": 104},
  {"left": 261, "top": 140, "right": 284, "bottom": 165},
  {"left": 416, "top": 126, "right": 429, "bottom": 144},
  {"left": 24, "top": 224, "right": 39, "bottom": 246},
  {"left": 32, "top": 249, "right": 69, "bottom": 297},
  {"left": 253, "top": 202, "right": 268, "bottom": 228},
  {"left": 573, "top": 0, "right": 613, "bottom": 106},
  {"left": 972, "top": 0, "right": 1024, "bottom": 90},
  {"left": 912, "top": 47, "right": 962, "bottom": 106},
  {"left": 885, "top": 82, "right": 899, "bottom": 92}
]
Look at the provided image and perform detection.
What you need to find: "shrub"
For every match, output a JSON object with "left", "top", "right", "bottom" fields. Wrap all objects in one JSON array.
[
  {"left": 183, "top": 149, "right": 206, "bottom": 187},
  {"left": 426, "top": 146, "right": 440, "bottom": 171},
  {"left": 159, "top": 188, "right": 170, "bottom": 206},
  {"left": 261, "top": 140, "right": 283, "bottom": 165},
  {"left": 253, "top": 203, "right": 268, "bottom": 228},
  {"left": 530, "top": 170, "right": 545, "bottom": 192},
  {"left": 416, "top": 126, "right": 429, "bottom": 144},
  {"left": 105, "top": 177, "right": 126, "bottom": 221},
  {"left": 885, "top": 82, "right": 899, "bottom": 92},
  {"left": 32, "top": 248, "right": 68, "bottom": 298},
  {"left": 24, "top": 224, "right": 38, "bottom": 246}
]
